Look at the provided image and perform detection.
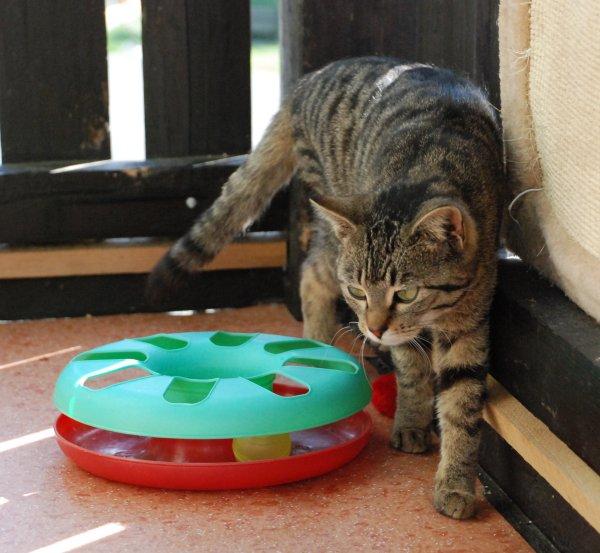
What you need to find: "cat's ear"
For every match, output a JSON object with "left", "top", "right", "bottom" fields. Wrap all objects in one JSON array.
[
  {"left": 309, "top": 195, "right": 359, "bottom": 240},
  {"left": 411, "top": 204, "right": 473, "bottom": 251}
]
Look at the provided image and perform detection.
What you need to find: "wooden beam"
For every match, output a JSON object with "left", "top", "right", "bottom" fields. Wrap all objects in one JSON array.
[
  {"left": 480, "top": 426, "right": 600, "bottom": 552},
  {"left": 0, "top": 156, "right": 287, "bottom": 245},
  {"left": 484, "top": 376, "right": 600, "bottom": 534},
  {"left": 491, "top": 259, "right": 600, "bottom": 475},
  {"left": 0, "top": 235, "right": 286, "bottom": 279},
  {"left": 0, "top": 269, "right": 285, "bottom": 320}
]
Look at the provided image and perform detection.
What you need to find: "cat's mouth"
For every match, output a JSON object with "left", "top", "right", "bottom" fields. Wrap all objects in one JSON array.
[
  {"left": 375, "top": 336, "right": 413, "bottom": 347},
  {"left": 363, "top": 327, "right": 419, "bottom": 348}
]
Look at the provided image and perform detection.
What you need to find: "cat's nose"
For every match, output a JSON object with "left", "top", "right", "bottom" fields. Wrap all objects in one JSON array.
[{"left": 369, "top": 325, "right": 387, "bottom": 339}]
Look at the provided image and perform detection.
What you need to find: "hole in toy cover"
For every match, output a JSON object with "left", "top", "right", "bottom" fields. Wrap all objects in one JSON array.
[
  {"left": 163, "top": 378, "right": 216, "bottom": 404},
  {"left": 283, "top": 357, "right": 357, "bottom": 373},
  {"left": 209, "top": 332, "right": 255, "bottom": 347},
  {"left": 246, "top": 373, "right": 308, "bottom": 396},
  {"left": 84, "top": 367, "right": 153, "bottom": 390},
  {"left": 272, "top": 374, "right": 309, "bottom": 396},
  {"left": 263, "top": 339, "right": 323, "bottom": 354},
  {"left": 136, "top": 335, "right": 188, "bottom": 350},
  {"left": 77, "top": 351, "right": 148, "bottom": 362},
  {"left": 247, "top": 373, "right": 277, "bottom": 390}
]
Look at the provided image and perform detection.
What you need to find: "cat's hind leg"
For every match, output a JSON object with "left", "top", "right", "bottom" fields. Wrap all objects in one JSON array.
[
  {"left": 300, "top": 250, "right": 340, "bottom": 343},
  {"left": 390, "top": 341, "right": 435, "bottom": 453},
  {"left": 295, "top": 146, "right": 341, "bottom": 343}
]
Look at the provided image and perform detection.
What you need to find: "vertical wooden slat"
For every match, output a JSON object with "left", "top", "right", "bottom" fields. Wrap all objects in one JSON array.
[
  {"left": 283, "top": 1, "right": 499, "bottom": 102},
  {"left": 0, "top": 1, "right": 110, "bottom": 163},
  {"left": 140, "top": 0, "right": 189, "bottom": 158},
  {"left": 412, "top": 1, "right": 500, "bottom": 107},
  {"left": 142, "top": 0, "right": 251, "bottom": 158},
  {"left": 281, "top": 0, "right": 500, "bottom": 318}
]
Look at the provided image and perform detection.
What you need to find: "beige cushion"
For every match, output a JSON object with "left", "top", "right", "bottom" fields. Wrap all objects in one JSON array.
[{"left": 500, "top": 0, "right": 600, "bottom": 322}]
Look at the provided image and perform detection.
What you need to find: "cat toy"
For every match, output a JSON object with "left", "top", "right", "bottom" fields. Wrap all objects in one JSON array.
[{"left": 53, "top": 331, "right": 372, "bottom": 489}]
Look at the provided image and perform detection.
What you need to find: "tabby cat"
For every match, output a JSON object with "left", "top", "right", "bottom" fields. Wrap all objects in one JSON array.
[{"left": 147, "top": 57, "right": 504, "bottom": 519}]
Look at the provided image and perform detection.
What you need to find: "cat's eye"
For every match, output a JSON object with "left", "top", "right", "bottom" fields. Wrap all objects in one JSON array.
[
  {"left": 395, "top": 286, "right": 419, "bottom": 303},
  {"left": 347, "top": 286, "right": 367, "bottom": 300}
]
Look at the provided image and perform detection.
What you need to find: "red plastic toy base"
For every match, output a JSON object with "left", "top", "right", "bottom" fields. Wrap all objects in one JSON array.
[{"left": 54, "top": 411, "right": 372, "bottom": 490}]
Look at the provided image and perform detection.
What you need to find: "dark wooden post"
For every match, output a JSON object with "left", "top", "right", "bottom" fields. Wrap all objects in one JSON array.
[
  {"left": 281, "top": 0, "right": 499, "bottom": 319},
  {"left": 142, "top": 0, "right": 251, "bottom": 158},
  {"left": 0, "top": 1, "right": 110, "bottom": 162}
]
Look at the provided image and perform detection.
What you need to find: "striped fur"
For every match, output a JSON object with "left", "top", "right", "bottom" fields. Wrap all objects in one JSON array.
[{"left": 147, "top": 57, "right": 504, "bottom": 519}]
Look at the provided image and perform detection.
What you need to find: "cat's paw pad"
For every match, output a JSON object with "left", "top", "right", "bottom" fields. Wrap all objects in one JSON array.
[
  {"left": 390, "top": 428, "right": 430, "bottom": 453},
  {"left": 434, "top": 487, "right": 475, "bottom": 520}
]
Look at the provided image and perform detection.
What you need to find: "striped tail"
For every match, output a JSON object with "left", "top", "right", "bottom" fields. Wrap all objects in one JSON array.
[{"left": 146, "top": 105, "right": 296, "bottom": 304}]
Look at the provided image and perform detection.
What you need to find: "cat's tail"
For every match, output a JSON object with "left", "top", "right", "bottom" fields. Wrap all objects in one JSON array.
[{"left": 146, "top": 104, "right": 296, "bottom": 304}]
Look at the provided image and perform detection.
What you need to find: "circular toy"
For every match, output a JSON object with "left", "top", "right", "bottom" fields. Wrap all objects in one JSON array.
[{"left": 53, "top": 331, "right": 372, "bottom": 489}]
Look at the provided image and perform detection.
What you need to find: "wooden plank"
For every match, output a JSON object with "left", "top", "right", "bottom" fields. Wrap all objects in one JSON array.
[
  {"left": 0, "top": 269, "right": 285, "bottom": 320},
  {"left": 141, "top": 0, "right": 189, "bottom": 157},
  {"left": 142, "top": 0, "right": 251, "bottom": 157},
  {"left": 480, "top": 426, "right": 600, "bottom": 553},
  {"left": 280, "top": 0, "right": 500, "bottom": 317},
  {"left": 0, "top": 235, "right": 286, "bottom": 279},
  {"left": 413, "top": 1, "right": 500, "bottom": 107},
  {"left": 484, "top": 376, "right": 600, "bottom": 534},
  {"left": 478, "top": 468, "right": 561, "bottom": 553},
  {"left": 0, "top": 1, "right": 110, "bottom": 162},
  {"left": 0, "top": 156, "right": 287, "bottom": 244},
  {"left": 186, "top": 0, "right": 250, "bottom": 155},
  {"left": 491, "top": 259, "right": 600, "bottom": 474}
]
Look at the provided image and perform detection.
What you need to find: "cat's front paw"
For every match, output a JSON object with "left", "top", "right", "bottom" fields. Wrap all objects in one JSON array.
[
  {"left": 434, "top": 486, "right": 476, "bottom": 519},
  {"left": 390, "top": 427, "right": 430, "bottom": 453}
]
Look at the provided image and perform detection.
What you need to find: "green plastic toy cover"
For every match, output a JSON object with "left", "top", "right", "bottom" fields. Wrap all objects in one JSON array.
[{"left": 53, "top": 332, "right": 372, "bottom": 439}]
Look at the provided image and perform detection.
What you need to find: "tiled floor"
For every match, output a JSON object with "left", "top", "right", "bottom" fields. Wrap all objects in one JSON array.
[{"left": 0, "top": 304, "right": 532, "bottom": 552}]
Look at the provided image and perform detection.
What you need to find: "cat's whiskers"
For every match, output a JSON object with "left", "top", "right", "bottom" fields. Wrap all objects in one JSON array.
[
  {"left": 409, "top": 337, "right": 431, "bottom": 370},
  {"left": 350, "top": 332, "right": 363, "bottom": 355},
  {"left": 416, "top": 340, "right": 432, "bottom": 369},
  {"left": 435, "top": 328, "right": 454, "bottom": 349},
  {"left": 330, "top": 325, "right": 352, "bottom": 346},
  {"left": 414, "top": 339, "right": 429, "bottom": 367},
  {"left": 416, "top": 333, "right": 432, "bottom": 346},
  {"left": 437, "top": 328, "right": 452, "bottom": 342},
  {"left": 359, "top": 335, "right": 368, "bottom": 369}
]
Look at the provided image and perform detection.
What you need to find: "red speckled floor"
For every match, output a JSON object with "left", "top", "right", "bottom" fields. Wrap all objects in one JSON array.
[{"left": 0, "top": 304, "right": 531, "bottom": 552}]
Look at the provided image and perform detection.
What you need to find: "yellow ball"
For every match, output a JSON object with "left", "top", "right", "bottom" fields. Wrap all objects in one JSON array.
[{"left": 232, "top": 433, "right": 292, "bottom": 462}]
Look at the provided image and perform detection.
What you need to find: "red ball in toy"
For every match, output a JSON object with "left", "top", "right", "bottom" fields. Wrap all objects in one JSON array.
[{"left": 371, "top": 372, "right": 397, "bottom": 418}]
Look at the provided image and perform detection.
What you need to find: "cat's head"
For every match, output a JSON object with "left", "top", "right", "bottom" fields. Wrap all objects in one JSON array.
[{"left": 310, "top": 191, "right": 478, "bottom": 347}]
